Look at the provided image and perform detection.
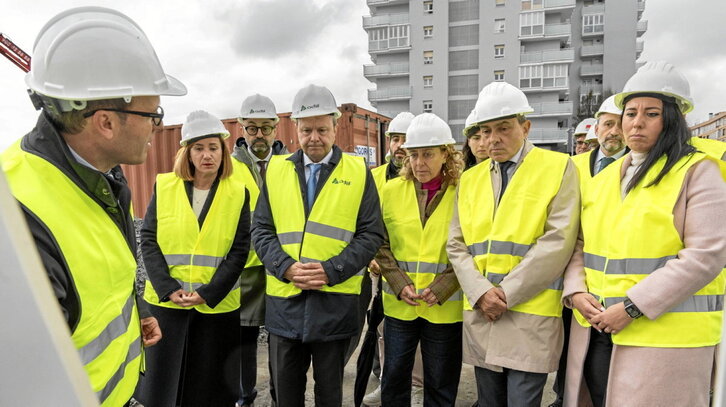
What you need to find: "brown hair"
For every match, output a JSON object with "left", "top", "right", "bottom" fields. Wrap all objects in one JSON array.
[
  {"left": 173, "top": 136, "right": 233, "bottom": 181},
  {"left": 399, "top": 144, "right": 464, "bottom": 185},
  {"left": 48, "top": 98, "right": 131, "bottom": 134}
]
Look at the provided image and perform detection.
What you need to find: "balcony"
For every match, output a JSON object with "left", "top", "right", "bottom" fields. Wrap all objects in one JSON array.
[
  {"left": 544, "top": 0, "right": 575, "bottom": 10},
  {"left": 367, "top": 0, "right": 408, "bottom": 6},
  {"left": 520, "top": 48, "right": 574, "bottom": 64},
  {"left": 637, "top": 0, "right": 646, "bottom": 16},
  {"left": 636, "top": 40, "right": 644, "bottom": 54},
  {"left": 637, "top": 20, "right": 648, "bottom": 37},
  {"left": 368, "top": 36, "right": 411, "bottom": 53},
  {"left": 580, "top": 83, "right": 603, "bottom": 96},
  {"left": 520, "top": 22, "right": 571, "bottom": 40},
  {"left": 581, "top": 44, "right": 604, "bottom": 57},
  {"left": 521, "top": 79, "right": 569, "bottom": 93},
  {"left": 529, "top": 101, "right": 574, "bottom": 117},
  {"left": 363, "top": 62, "right": 410, "bottom": 79},
  {"left": 368, "top": 86, "right": 412, "bottom": 103},
  {"left": 582, "top": 4, "right": 605, "bottom": 14},
  {"left": 528, "top": 128, "right": 569, "bottom": 143},
  {"left": 362, "top": 13, "right": 409, "bottom": 29},
  {"left": 580, "top": 64, "right": 604, "bottom": 76}
]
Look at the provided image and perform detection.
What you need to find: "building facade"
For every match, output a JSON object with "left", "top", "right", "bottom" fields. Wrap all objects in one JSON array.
[
  {"left": 691, "top": 112, "right": 726, "bottom": 142},
  {"left": 363, "top": 0, "right": 646, "bottom": 150}
]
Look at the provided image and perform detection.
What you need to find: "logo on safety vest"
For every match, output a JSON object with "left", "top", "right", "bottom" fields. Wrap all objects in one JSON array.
[
  {"left": 300, "top": 104, "right": 320, "bottom": 112},
  {"left": 331, "top": 178, "right": 350, "bottom": 186}
]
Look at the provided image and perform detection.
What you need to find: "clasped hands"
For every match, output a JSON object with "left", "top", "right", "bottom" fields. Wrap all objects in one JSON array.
[
  {"left": 169, "top": 289, "right": 206, "bottom": 307},
  {"left": 571, "top": 292, "right": 632, "bottom": 335},
  {"left": 399, "top": 284, "right": 439, "bottom": 307},
  {"left": 284, "top": 261, "right": 329, "bottom": 290},
  {"left": 476, "top": 287, "right": 507, "bottom": 322}
]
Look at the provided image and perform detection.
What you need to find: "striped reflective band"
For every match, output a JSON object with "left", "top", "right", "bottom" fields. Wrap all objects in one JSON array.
[
  {"left": 605, "top": 295, "right": 724, "bottom": 313},
  {"left": 96, "top": 336, "right": 141, "bottom": 404},
  {"left": 174, "top": 278, "right": 241, "bottom": 292},
  {"left": 306, "top": 221, "right": 354, "bottom": 243},
  {"left": 163, "top": 254, "right": 225, "bottom": 268},
  {"left": 489, "top": 240, "right": 531, "bottom": 257},
  {"left": 467, "top": 241, "right": 488, "bottom": 257},
  {"left": 78, "top": 293, "right": 136, "bottom": 365},
  {"left": 278, "top": 231, "right": 303, "bottom": 245},
  {"left": 605, "top": 255, "right": 677, "bottom": 275},
  {"left": 397, "top": 261, "right": 448, "bottom": 275},
  {"left": 486, "top": 272, "right": 563, "bottom": 290},
  {"left": 584, "top": 253, "right": 606, "bottom": 271}
]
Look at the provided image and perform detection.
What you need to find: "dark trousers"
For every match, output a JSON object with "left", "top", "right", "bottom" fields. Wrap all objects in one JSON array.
[
  {"left": 134, "top": 306, "right": 239, "bottom": 407},
  {"left": 238, "top": 326, "right": 259, "bottom": 406},
  {"left": 381, "top": 316, "right": 462, "bottom": 406},
  {"left": 475, "top": 366, "right": 547, "bottom": 407},
  {"left": 552, "top": 306, "right": 572, "bottom": 403},
  {"left": 583, "top": 328, "right": 613, "bottom": 407},
  {"left": 268, "top": 333, "right": 349, "bottom": 407}
]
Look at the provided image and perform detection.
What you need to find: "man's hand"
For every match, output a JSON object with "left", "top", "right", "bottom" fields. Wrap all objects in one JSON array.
[
  {"left": 369, "top": 259, "right": 381, "bottom": 275},
  {"left": 590, "top": 302, "right": 633, "bottom": 335},
  {"left": 168, "top": 289, "right": 189, "bottom": 306},
  {"left": 286, "top": 262, "right": 329, "bottom": 290},
  {"left": 399, "top": 284, "right": 422, "bottom": 306},
  {"left": 476, "top": 287, "right": 508, "bottom": 322},
  {"left": 179, "top": 291, "right": 206, "bottom": 307},
  {"left": 140, "top": 317, "right": 162, "bottom": 347},
  {"left": 420, "top": 287, "right": 439, "bottom": 307},
  {"left": 571, "top": 292, "right": 605, "bottom": 328}
]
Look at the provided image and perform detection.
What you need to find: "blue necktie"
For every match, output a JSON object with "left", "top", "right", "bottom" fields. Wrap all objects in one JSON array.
[
  {"left": 499, "top": 161, "right": 514, "bottom": 202},
  {"left": 597, "top": 157, "right": 616, "bottom": 174},
  {"left": 307, "top": 163, "right": 321, "bottom": 210}
]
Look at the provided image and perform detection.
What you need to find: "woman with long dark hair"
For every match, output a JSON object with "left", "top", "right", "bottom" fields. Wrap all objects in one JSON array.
[
  {"left": 562, "top": 62, "right": 726, "bottom": 406},
  {"left": 462, "top": 110, "right": 489, "bottom": 170}
]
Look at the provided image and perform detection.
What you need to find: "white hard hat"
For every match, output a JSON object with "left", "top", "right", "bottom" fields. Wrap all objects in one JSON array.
[
  {"left": 614, "top": 61, "right": 693, "bottom": 114},
  {"left": 290, "top": 84, "right": 341, "bottom": 119},
  {"left": 463, "top": 109, "right": 477, "bottom": 138},
  {"left": 585, "top": 123, "right": 598, "bottom": 141},
  {"left": 386, "top": 112, "right": 415, "bottom": 136},
  {"left": 238, "top": 94, "right": 279, "bottom": 123},
  {"left": 595, "top": 95, "right": 622, "bottom": 119},
  {"left": 401, "top": 113, "right": 456, "bottom": 149},
  {"left": 574, "top": 118, "right": 597, "bottom": 136},
  {"left": 471, "top": 82, "right": 534, "bottom": 125},
  {"left": 26, "top": 6, "right": 186, "bottom": 110},
  {"left": 180, "top": 110, "right": 230, "bottom": 146}
]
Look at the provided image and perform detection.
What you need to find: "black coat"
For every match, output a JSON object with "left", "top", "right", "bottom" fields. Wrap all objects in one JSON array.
[{"left": 252, "top": 145, "right": 384, "bottom": 342}]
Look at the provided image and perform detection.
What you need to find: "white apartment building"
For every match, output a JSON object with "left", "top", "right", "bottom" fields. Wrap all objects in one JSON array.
[{"left": 363, "top": 0, "right": 646, "bottom": 151}]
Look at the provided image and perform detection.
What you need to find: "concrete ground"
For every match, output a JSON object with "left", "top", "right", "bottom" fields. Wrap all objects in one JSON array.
[{"left": 249, "top": 330, "right": 557, "bottom": 406}]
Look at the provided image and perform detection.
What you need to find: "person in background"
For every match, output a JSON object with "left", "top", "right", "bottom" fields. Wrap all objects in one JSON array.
[
  {"left": 574, "top": 118, "right": 597, "bottom": 155},
  {"left": 462, "top": 109, "right": 490, "bottom": 170},
  {"left": 136, "top": 110, "right": 250, "bottom": 406}
]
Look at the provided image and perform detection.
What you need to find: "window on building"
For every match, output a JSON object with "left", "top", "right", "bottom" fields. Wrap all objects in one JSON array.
[
  {"left": 494, "top": 44, "right": 505, "bottom": 58},
  {"left": 424, "top": 1, "right": 433, "bottom": 13},
  {"left": 450, "top": 0, "right": 480, "bottom": 22},
  {"left": 449, "top": 24, "right": 479, "bottom": 47},
  {"left": 388, "top": 24, "right": 410, "bottom": 48},
  {"left": 424, "top": 25, "right": 434, "bottom": 37},
  {"left": 494, "top": 18, "right": 505, "bottom": 33},
  {"left": 520, "top": 11, "right": 544, "bottom": 36},
  {"left": 449, "top": 74, "right": 479, "bottom": 96},
  {"left": 423, "top": 100, "right": 433, "bottom": 113},
  {"left": 521, "top": 0, "right": 543, "bottom": 10},
  {"left": 583, "top": 14, "right": 605, "bottom": 34},
  {"left": 519, "top": 64, "right": 542, "bottom": 88},
  {"left": 543, "top": 64, "right": 568, "bottom": 87},
  {"left": 494, "top": 70, "right": 505, "bottom": 81},
  {"left": 449, "top": 49, "right": 479, "bottom": 70},
  {"left": 424, "top": 50, "right": 434, "bottom": 64},
  {"left": 424, "top": 75, "right": 433, "bottom": 87},
  {"left": 496, "top": 0, "right": 505, "bottom": 6}
]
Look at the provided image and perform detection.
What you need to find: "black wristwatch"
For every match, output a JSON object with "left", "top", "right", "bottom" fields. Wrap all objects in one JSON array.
[{"left": 623, "top": 298, "right": 643, "bottom": 319}]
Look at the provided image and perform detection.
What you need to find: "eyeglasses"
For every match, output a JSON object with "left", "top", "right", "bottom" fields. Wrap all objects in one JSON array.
[
  {"left": 244, "top": 125, "right": 275, "bottom": 136},
  {"left": 83, "top": 106, "right": 165, "bottom": 126}
]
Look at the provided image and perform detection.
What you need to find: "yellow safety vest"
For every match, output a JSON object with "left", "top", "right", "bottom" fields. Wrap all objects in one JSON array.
[
  {"left": 578, "top": 152, "right": 725, "bottom": 347},
  {"left": 572, "top": 151, "right": 593, "bottom": 181},
  {"left": 372, "top": 163, "right": 388, "bottom": 199},
  {"left": 231, "top": 159, "right": 263, "bottom": 268},
  {"left": 144, "top": 172, "right": 245, "bottom": 313},
  {"left": 458, "top": 147, "right": 569, "bottom": 317},
  {"left": 691, "top": 137, "right": 726, "bottom": 161},
  {"left": 2, "top": 141, "right": 141, "bottom": 406},
  {"left": 265, "top": 153, "right": 367, "bottom": 297},
  {"left": 380, "top": 177, "right": 462, "bottom": 323}
]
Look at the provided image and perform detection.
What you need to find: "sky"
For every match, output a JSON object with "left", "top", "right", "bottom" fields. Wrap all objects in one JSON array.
[{"left": 0, "top": 0, "right": 724, "bottom": 150}]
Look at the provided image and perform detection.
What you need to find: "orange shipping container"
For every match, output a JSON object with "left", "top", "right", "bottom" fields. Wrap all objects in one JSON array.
[{"left": 122, "top": 103, "right": 391, "bottom": 218}]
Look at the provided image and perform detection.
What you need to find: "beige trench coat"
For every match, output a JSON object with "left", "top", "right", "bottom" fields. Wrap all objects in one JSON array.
[
  {"left": 448, "top": 141, "right": 580, "bottom": 373},
  {"left": 562, "top": 155, "right": 726, "bottom": 407}
]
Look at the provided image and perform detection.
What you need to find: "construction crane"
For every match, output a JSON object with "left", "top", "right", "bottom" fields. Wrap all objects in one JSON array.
[{"left": 0, "top": 33, "right": 31, "bottom": 73}]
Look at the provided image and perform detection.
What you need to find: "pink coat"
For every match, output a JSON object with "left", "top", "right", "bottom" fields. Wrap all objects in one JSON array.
[{"left": 562, "top": 155, "right": 726, "bottom": 407}]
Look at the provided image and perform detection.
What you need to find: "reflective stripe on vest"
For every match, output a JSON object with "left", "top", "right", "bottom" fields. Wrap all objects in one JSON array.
[
  {"left": 265, "top": 153, "right": 367, "bottom": 297},
  {"left": 231, "top": 159, "right": 263, "bottom": 268},
  {"left": 144, "top": 172, "right": 245, "bottom": 313},
  {"left": 458, "top": 147, "right": 569, "bottom": 317},
  {"left": 381, "top": 177, "right": 462, "bottom": 323},
  {"left": 579, "top": 152, "right": 725, "bottom": 347},
  {"left": 1, "top": 141, "right": 141, "bottom": 406}
]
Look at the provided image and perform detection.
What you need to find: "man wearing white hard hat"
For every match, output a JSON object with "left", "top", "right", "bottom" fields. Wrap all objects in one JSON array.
[
  {"left": 0, "top": 7, "right": 186, "bottom": 406},
  {"left": 371, "top": 111, "right": 415, "bottom": 192},
  {"left": 571, "top": 95, "right": 627, "bottom": 181},
  {"left": 231, "top": 93, "right": 288, "bottom": 407},
  {"left": 447, "top": 81, "right": 580, "bottom": 406},
  {"left": 252, "top": 84, "right": 383, "bottom": 405},
  {"left": 573, "top": 118, "right": 597, "bottom": 155},
  {"left": 136, "top": 110, "right": 250, "bottom": 406}
]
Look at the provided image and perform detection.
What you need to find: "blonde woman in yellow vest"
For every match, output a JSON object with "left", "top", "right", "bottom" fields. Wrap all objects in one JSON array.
[
  {"left": 448, "top": 82, "right": 580, "bottom": 407},
  {"left": 562, "top": 62, "right": 726, "bottom": 407},
  {"left": 376, "top": 113, "right": 464, "bottom": 405},
  {"left": 135, "top": 111, "right": 250, "bottom": 407}
]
